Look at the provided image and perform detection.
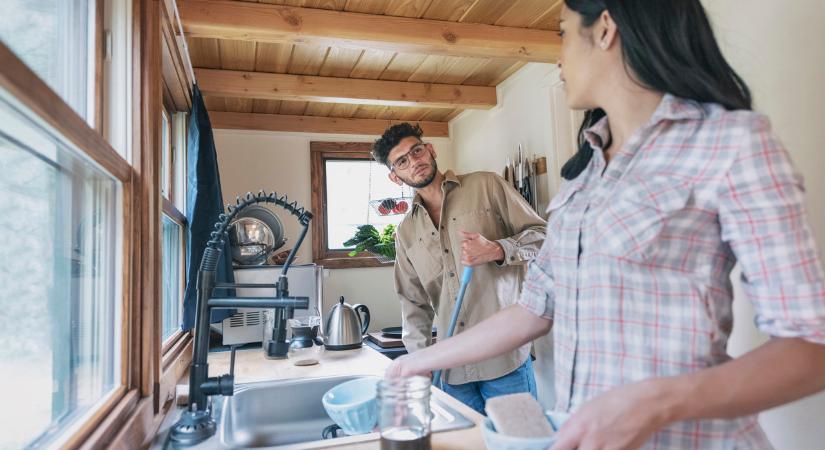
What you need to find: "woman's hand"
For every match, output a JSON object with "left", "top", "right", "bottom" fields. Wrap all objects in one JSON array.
[
  {"left": 385, "top": 354, "right": 432, "bottom": 379},
  {"left": 552, "top": 378, "right": 675, "bottom": 450}
]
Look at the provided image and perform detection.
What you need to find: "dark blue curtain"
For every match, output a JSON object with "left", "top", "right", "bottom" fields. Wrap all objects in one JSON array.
[{"left": 183, "top": 85, "right": 234, "bottom": 331}]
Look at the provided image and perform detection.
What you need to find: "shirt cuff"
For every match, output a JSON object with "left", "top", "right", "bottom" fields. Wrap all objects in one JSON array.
[{"left": 495, "top": 237, "right": 538, "bottom": 267}]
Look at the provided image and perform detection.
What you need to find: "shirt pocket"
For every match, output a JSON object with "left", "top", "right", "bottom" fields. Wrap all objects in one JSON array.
[
  {"left": 592, "top": 176, "right": 692, "bottom": 262},
  {"left": 451, "top": 207, "right": 503, "bottom": 240},
  {"left": 406, "top": 236, "right": 443, "bottom": 288}
]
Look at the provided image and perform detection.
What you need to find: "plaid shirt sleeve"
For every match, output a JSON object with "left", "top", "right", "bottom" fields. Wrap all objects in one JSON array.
[
  {"left": 718, "top": 114, "right": 825, "bottom": 344},
  {"left": 517, "top": 229, "right": 556, "bottom": 319}
]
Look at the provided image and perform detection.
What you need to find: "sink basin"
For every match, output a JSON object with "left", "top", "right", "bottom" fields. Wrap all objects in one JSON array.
[{"left": 214, "top": 375, "right": 474, "bottom": 449}]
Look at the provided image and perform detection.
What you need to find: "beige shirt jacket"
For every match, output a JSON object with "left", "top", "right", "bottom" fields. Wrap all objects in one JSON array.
[{"left": 394, "top": 170, "right": 547, "bottom": 384}]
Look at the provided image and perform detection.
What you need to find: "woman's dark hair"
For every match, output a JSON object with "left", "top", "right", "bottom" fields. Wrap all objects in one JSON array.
[
  {"left": 372, "top": 122, "right": 423, "bottom": 167},
  {"left": 560, "top": 0, "right": 753, "bottom": 180}
]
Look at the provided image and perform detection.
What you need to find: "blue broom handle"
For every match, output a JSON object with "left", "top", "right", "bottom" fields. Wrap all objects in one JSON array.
[{"left": 432, "top": 266, "right": 474, "bottom": 388}]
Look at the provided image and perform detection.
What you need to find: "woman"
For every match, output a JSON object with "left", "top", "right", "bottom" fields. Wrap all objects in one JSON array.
[{"left": 386, "top": 1, "right": 825, "bottom": 449}]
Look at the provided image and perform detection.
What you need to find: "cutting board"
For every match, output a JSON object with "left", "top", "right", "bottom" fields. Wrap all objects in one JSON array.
[{"left": 367, "top": 332, "right": 436, "bottom": 349}]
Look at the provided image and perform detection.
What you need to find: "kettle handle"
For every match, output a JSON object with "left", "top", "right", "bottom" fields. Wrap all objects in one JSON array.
[{"left": 352, "top": 304, "right": 371, "bottom": 335}]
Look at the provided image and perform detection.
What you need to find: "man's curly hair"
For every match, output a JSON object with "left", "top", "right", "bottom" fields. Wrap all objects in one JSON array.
[{"left": 372, "top": 122, "right": 423, "bottom": 167}]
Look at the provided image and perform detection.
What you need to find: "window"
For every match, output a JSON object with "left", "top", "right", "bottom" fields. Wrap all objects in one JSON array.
[
  {"left": 160, "top": 108, "right": 187, "bottom": 346},
  {"left": 0, "top": 0, "right": 95, "bottom": 122},
  {"left": 161, "top": 214, "right": 183, "bottom": 341},
  {"left": 310, "top": 142, "right": 409, "bottom": 269},
  {"left": 0, "top": 89, "right": 121, "bottom": 449}
]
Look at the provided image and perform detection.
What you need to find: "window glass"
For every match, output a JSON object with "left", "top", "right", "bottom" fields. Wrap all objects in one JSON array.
[
  {"left": 325, "top": 159, "right": 409, "bottom": 250},
  {"left": 161, "top": 214, "right": 182, "bottom": 341},
  {"left": 0, "top": 0, "right": 94, "bottom": 121},
  {"left": 0, "top": 90, "right": 121, "bottom": 449}
]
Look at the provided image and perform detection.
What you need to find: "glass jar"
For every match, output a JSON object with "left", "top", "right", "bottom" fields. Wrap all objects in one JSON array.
[
  {"left": 377, "top": 376, "right": 432, "bottom": 450},
  {"left": 287, "top": 315, "right": 323, "bottom": 366}
]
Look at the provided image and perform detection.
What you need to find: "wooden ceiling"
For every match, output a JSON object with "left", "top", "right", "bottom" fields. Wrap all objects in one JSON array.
[{"left": 179, "top": 0, "right": 563, "bottom": 136}]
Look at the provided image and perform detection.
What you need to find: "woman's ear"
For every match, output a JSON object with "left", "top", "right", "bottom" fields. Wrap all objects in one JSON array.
[
  {"left": 388, "top": 172, "right": 403, "bottom": 186},
  {"left": 598, "top": 10, "right": 619, "bottom": 50}
]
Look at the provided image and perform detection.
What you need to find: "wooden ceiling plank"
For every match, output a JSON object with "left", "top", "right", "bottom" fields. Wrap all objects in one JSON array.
[
  {"left": 210, "top": 111, "right": 450, "bottom": 136},
  {"left": 383, "top": 0, "right": 434, "bottom": 18},
  {"left": 196, "top": 68, "right": 498, "bottom": 109},
  {"left": 254, "top": 42, "right": 293, "bottom": 73},
  {"left": 186, "top": 37, "right": 222, "bottom": 69},
  {"left": 349, "top": 49, "right": 395, "bottom": 79},
  {"left": 421, "top": 0, "right": 478, "bottom": 22},
  {"left": 494, "top": 0, "right": 559, "bottom": 28},
  {"left": 179, "top": 0, "right": 561, "bottom": 62},
  {"left": 379, "top": 53, "right": 428, "bottom": 81},
  {"left": 318, "top": 46, "right": 363, "bottom": 77}
]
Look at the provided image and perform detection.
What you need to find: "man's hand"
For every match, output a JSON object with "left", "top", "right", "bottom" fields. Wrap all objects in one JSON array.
[
  {"left": 460, "top": 231, "right": 504, "bottom": 266},
  {"left": 552, "top": 378, "right": 674, "bottom": 450}
]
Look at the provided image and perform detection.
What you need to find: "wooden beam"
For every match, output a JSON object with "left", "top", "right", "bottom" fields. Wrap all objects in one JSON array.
[
  {"left": 210, "top": 111, "right": 449, "bottom": 137},
  {"left": 179, "top": 0, "right": 561, "bottom": 62},
  {"left": 196, "top": 68, "right": 497, "bottom": 109}
]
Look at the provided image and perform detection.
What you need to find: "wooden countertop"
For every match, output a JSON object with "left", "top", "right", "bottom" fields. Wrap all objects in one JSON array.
[{"left": 200, "top": 346, "right": 487, "bottom": 449}]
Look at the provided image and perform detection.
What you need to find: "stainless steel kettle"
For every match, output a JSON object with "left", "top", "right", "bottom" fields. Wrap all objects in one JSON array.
[{"left": 323, "top": 296, "right": 370, "bottom": 350}]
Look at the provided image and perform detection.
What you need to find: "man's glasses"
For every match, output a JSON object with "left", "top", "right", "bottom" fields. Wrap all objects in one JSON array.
[{"left": 390, "top": 143, "right": 428, "bottom": 172}]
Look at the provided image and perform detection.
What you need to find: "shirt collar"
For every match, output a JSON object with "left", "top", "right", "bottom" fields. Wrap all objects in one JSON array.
[
  {"left": 412, "top": 171, "right": 460, "bottom": 210},
  {"left": 583, "top": 94, "right": 705, "bottom": 149}
]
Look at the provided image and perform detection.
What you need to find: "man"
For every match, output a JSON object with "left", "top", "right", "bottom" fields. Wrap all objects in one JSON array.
[{"left": 372, "top": 123, "right": 547, "bottom": 414}]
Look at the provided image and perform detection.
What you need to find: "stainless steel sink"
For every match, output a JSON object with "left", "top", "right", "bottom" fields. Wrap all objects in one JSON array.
[{"left": 213, "top": 374, "right": 474, "bottom": 449}]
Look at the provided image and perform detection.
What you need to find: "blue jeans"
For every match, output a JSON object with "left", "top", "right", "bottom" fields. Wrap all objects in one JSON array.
[{"left": 440, "top": 357, "right": 537, "bottom": 415}]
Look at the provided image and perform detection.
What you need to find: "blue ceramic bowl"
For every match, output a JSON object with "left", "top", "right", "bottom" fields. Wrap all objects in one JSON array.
[
  {"left": 481, "top": 411, "right": 569, "bottom": 450},
  {"left": 322, "top": 376, "right": 380, "bottom": 435}
]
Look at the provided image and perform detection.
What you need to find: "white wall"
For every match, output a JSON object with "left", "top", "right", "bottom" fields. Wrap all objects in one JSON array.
[
  {"left": 213, "top": 129, "right": 453, "bottom": 333},
  {"left": 449, "top": 61, "right": 563, "bottom": 409},
  {"left": 704, "top": 1, "right": 825, "bottom": 448},
  {"left": 449, "top": 1, "right": 825, "bottom": 447}
]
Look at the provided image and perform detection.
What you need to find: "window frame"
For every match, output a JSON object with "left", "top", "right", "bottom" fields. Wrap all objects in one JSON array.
[
  {"left": 0, "top": 28, "right": 133, "bottom": 450},
  {"left": 310, "top": 141, "right": 396, "bottom": 269}
]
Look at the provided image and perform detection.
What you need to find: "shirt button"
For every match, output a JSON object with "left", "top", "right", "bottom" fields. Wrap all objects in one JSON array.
[
  {"left": 449, "top": 272, "right": 455, "bottom": 277},
  {"left": 444, "top": 249, "right": 449, "bottom": 254},
  {"left": 459, "top": 321, "right": 465, "bottom": 327}
]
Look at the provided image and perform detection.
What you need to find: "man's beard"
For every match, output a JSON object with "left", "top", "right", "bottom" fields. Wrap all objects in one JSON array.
[{"left": 398, "top": 161, "right": 437, "bottom": 189}]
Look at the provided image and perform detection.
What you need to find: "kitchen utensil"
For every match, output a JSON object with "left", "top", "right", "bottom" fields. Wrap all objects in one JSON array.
[
  {"left": 380, "top": 326, "right": 437, "bottom": 339},
  {"left": 322, "top": 376, "right": 381, "bottom": 435},
  {"left": 323, "top": 296, "right": 371, "bottom": 350},
  {"left": 481, "top": 411, "right": 568, "bottom": 450},
  {"left": 228, "top": 205, "right": 286, "bottom": 265},
  {"left": 432, "top": 267, "right": 473, "bottom": 388}
]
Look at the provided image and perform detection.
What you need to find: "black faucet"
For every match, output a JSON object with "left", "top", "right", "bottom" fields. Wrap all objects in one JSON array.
[{"left": 167, "top": 191, "right": 313, "bottom": 447}]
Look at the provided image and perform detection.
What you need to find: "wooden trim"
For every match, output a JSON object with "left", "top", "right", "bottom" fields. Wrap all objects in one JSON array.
[
  {"left": 107, "top": 397, "right": 158, "bottom": 449},
  {"left": 75, "top": 389, "right": 141, "bottom": 450},
  {"left": 160, "top": 0, "right": 193, "bottom": 110},
  {"left": 163, "top": 196, "right": 188, "bottom": 225},
  {"left": 309, "top": 142, "right": 396, "bottom": 270},
  {"left": 179, "top": 0, "right": 561, "bottom": 62},
  {"left": 211, "top": 111, "right": 449, "bottom": 137},
  {"left": 0, "top": 42, "right": 131, "bottom": 182},
  {"left": 196, "top": 68, "right": 497, "bottom": 109},
  {"left": 94, "top": 0, "right": 105, "bottom": 133},
  {"left": 158, "top": 336, "right": 193, "bottom": 415},
  {"left": 136, "top": 0, "right": 163, "bottom": 410}
]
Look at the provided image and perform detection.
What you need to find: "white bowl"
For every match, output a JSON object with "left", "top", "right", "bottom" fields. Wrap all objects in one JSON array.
[{"left": 481, "top": 411, "right": 569, "bottom": 450}]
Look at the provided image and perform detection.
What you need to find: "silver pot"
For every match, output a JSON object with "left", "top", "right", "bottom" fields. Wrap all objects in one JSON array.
[{"left": 323, "top": 296, "right": 370, "bottom": 350}]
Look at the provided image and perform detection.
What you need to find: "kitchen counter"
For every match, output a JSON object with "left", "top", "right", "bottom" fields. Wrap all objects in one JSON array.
[{"left": 151, "top": 346, "right": 486, "bottom": 449}]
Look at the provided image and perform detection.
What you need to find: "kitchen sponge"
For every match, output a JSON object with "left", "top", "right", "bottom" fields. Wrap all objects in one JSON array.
[{"left": 485, "top": 393, "right": 555, "bottom": 438}]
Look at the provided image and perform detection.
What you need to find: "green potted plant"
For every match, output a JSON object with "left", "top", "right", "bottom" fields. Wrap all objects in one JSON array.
[{"left": 343, "top": 224, "right": 396, "bottom": 263}]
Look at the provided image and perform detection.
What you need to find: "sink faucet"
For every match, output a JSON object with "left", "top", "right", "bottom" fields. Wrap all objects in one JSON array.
[{"left": 167, "top": 191, "right": 313, "bottom": 447}]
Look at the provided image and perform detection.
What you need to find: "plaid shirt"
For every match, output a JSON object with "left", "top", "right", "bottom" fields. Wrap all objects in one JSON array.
[{"left": 518, "top": 94, "right": 825, "bottom": 449}]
